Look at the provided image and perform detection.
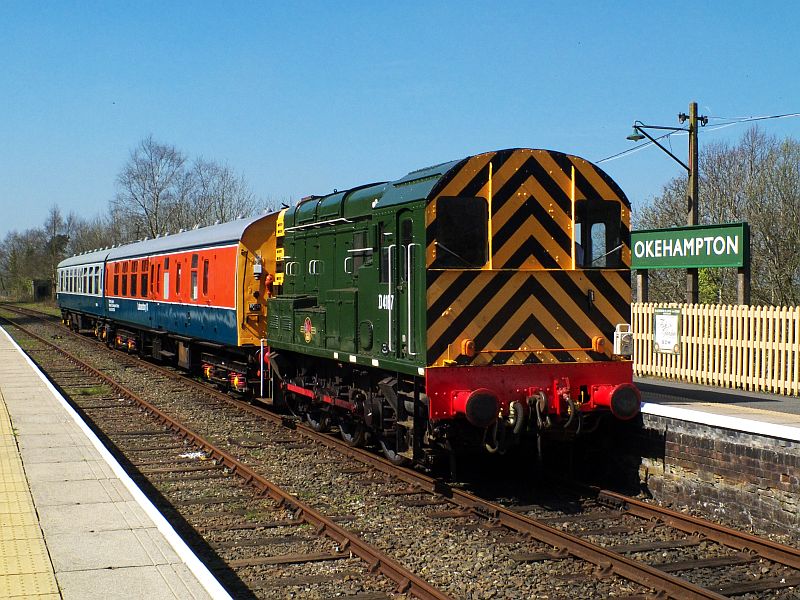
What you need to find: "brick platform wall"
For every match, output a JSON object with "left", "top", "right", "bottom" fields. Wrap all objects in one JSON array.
[{"left": 638, "top": 415, "right": 799, "bottom": 532}]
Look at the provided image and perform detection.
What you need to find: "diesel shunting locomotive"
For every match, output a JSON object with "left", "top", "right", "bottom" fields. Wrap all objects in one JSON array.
[{"left": 58, "top": 148, "right": 640, "bottom": 465}]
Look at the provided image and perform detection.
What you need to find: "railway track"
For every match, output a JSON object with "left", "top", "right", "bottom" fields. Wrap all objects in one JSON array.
[{"left": 2, "top": 303, "right": 799, "bottom": 599}]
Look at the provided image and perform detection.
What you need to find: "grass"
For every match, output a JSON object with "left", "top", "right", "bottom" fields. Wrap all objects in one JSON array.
[
  {"left": 0, "top": 299, "right": 61, "bottom": 317},
  {"left": 72, "top": 385, "right": 110, "bottom": 397},
  {"left": 17, "top": 301, "right": 61, "bottom": 317}
]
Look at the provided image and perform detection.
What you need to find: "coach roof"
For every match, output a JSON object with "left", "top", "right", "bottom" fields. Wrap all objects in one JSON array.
[
  {"left": 106, "top": 214, "right": 270, "bottom": 261},
  {"left": 58, "top": 248, "right": 111, "bottom": 268}
]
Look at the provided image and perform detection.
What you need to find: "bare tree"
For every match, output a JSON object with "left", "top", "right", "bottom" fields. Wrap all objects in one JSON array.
[
  {"left": 189, "top": 158, "right": 256, "bottom": 226},
  {"left": 112, "top": 135, "right": 188, "bottom": 239},
  {"left": 0, "top": 228, "right": 49, "bottom": 298},
  {"left": 43, "top": 205, "right": 69, "bottom": 286},
  {"left": 634, "top": 127, "right": 800, "bottom": 305}
]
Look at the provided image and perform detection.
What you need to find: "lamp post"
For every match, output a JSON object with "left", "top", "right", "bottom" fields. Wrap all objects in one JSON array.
[{"left": 627, "top": 101, "right": 708, "bottom": 304}]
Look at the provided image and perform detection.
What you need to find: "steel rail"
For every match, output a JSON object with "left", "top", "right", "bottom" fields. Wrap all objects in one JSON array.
[
  {"left": 597, "top": 489, "right": 800, "bottom": 570},
  {"left": 6, "top": 304, "right": 796, "bottom": 598},
  {"left": 0, "top": 314, "right": 452, "bottom": 600}
]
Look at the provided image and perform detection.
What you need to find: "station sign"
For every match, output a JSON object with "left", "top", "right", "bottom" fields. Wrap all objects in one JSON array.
[{"left": 631, "top": 223, "right": 748, "bottom": 269}]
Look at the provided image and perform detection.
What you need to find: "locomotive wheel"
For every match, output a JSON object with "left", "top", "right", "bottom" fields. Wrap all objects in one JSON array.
[
  {"left": 378, "top": 436, "right": 410, "bottom": 466},
  {"left": 306, "top": 409, "right": 331, "bottom": 433},
  {"left": 338, "top": 415, "right": 365, "bottom": 447}
]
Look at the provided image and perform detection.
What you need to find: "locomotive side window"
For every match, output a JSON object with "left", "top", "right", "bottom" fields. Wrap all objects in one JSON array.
[
  {"left": 202, "top": 260, "right": 209, "bottom": 296},
  {"left": 121, "top": 262, "right": 128, "bottom": 296},
  {"left": 432, "top": 196, "right": 488, "bottom": 268},
  {"left": 113, "top": 264, "right": 119, "bottom": 296},
  {"left": 351, "top": 230, "right": 372, "bottom": 271},
  {"left": 379, "top": 223, "right": 392, "bottom": 284},
  {"left": 574, "top": 200, "right": 622, "bottom": 268},
  {"left": 176, "top": 262, "right": 182, "bottom": 295},
  {"left": 400, "top": 218, "right": 413, "bottom": 281}
]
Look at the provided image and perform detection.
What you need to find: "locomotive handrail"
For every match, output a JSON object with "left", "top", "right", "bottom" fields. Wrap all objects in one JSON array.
[
  {"left": 387, "top": 244, "right": 395, "bottom": 352},
  {"left": 479, "top": 346, "right": 595, "bottom": 353},
  {"left": 406, "top": 243, "right": 419, "bottom": 356},
  {"left": 283, "top": 217, "right": 352, "bottom": 232}
]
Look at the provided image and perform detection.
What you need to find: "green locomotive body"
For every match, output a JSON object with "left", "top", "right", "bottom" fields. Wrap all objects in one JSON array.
[{"left": 266, "top": 148, "right": 639, "bottom": 464}]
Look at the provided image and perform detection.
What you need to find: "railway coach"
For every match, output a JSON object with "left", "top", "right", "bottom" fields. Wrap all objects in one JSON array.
[{"left": 58, "top": 214, "right": 280, "bottom": 389}]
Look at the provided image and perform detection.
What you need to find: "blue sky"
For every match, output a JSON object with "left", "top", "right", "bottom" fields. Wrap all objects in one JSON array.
[{"left": 2, "top": 1, "right": 799, "bottom": 239}]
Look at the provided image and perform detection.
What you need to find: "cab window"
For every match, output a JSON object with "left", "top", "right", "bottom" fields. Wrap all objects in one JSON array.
[
  {"left": 432, "top": 196, "right": 488, "bottom": 268},
  {"left": 574, "top": 200, "right": 622, "bottom": 268}
]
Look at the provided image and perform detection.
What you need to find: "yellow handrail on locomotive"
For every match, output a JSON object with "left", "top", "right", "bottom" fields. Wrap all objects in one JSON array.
[{"left": 459, "top": 335, "right": 606, "bottom": 356}]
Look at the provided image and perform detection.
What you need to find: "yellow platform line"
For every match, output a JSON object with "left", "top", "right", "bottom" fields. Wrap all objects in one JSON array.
[{"left": 0, "top": 392, "right": 60, "bottom": 599}]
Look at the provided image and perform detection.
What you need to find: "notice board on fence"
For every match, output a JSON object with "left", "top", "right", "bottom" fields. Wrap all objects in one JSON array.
[{"left": 653, "top": 307, "right": 681, "bottom": 355}]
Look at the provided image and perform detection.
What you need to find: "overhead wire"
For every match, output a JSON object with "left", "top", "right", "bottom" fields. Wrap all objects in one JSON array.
[{"left": 596, "top": 111, "right": 800, "bottom": 165}]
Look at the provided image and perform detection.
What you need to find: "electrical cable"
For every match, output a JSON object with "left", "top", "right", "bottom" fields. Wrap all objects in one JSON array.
[{"left": 596, "top": 111, "right": 800, "bottom": 165}]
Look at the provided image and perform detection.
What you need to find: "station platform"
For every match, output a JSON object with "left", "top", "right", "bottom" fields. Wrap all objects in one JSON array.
[
  {"left": 636, "top": 375, "right": 800, "bottom": 442},
  {"left": 0, "top": 327, "right": 231, "bottom": 600}
]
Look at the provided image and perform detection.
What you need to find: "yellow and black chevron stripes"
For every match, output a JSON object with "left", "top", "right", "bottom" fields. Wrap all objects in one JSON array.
[
  {"left": 424, "top": 148, "right": 633, "bottom": 367},
  {"left": 426, "top": 270, "right": 631, "bottom": 367},
  {"left": 425, "top": 149, "right": 631, "bottom": 271}
]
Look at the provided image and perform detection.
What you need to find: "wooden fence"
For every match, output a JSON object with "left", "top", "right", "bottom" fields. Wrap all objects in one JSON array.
[{"left": 631, "top": 303, "right": 800, "bottom": 396}]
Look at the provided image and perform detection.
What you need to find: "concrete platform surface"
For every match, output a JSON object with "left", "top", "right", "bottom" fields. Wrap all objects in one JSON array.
[
  {"left": 637, "top": 376, "right": 800, "bottom": 441},
  {"left": 0, "top": 326, "right": 231, "bottom": 599}
]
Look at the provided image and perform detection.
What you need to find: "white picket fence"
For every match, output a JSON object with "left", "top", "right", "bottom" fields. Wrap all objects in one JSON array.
[{"left": 631, "top": 303, "right": 800, "bottom": 396}]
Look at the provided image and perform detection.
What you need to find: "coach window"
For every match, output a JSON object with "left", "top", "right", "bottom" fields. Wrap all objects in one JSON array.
[
  {"left": 112, "top": 264, "right": 118, "bottom": 295},
  {"left": 94, "top": 267, "right": 100, "bottom": 296},
  {"left": 202, "top": 260, "right": 209, "bottom": 296},
  {"left": 190, "top": 254, "right": 198, "bottom": 300},
  {"left": 574, "top": 200, "right": 622, "bottom": 268},
  {"left": 175, "top": 262, "right": 182, "bottom": 295},
  {"left": 121, "top": 262, "right": 128, "bottom": 296},
  {"left": 131, "top": 261, "right": 138, "bottom": 296},
  {"left": 432, "top": 196, "right": 488, "bottom": 268},
  {"left": 140, "top": 260, "right": 148, "bottom": 297}
]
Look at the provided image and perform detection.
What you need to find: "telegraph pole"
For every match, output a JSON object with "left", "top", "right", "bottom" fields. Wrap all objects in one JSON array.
[
  {"left": 627, "top": 102, "right": 707, "bottom": 304},
  {"left": 686, "top": 101, "right": 700, "bottom": 304}
]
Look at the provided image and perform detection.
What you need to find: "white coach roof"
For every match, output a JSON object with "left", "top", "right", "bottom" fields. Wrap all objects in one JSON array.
[{"left": 108, "top": 214, "right": 269, "bottom": 261}]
